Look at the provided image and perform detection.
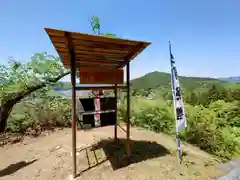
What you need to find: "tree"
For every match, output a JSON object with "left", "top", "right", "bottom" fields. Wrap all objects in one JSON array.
[{"left": 0, "top": 53, "right": 70, "bottom": 132}]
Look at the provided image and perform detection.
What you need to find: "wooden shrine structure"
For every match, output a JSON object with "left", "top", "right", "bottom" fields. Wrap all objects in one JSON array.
[{"left": 45, "top": 28, "right": 151, "bottom": 178}]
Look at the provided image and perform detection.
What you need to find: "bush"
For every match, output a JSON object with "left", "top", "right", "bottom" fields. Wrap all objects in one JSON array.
[{"left": 7, "top": 94, "right": 71, "bottom": 134}]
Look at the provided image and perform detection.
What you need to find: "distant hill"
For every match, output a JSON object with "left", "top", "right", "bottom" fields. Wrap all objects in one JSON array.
[
  {"left": 55, "top": 81, "right": 71, "bottom": 90},
  {"left": 219, "top": 76, "right": 240, "bottom": 83},
  {"left": 56, "top": 72, "right": 240, "bottom": 91},
  {"left": 55, "top": 82, "right": 113, "bottom": 90},
  {"left": 52, "top": 89, "right": 90, "bottom": 98},
  {"left": 131, "top": 71, "right": 240, "bottom": 90}
]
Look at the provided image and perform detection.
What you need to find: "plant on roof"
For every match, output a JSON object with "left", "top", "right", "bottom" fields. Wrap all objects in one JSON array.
[{"left": 90, "top": 15, "right": 116, "bottom": 38}]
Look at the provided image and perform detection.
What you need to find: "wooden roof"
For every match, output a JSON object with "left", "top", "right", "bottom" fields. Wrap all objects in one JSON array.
[{"left": 45, "top": 28, "right": 151, "bottom": 69}]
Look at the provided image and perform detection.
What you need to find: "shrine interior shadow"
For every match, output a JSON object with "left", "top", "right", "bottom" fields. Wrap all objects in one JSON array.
[{"left": 90, "top": 138, "right": 170, "bottom": 170}]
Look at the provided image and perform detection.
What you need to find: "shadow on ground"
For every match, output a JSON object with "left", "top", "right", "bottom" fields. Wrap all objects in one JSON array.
[
  {"left": 0, "top": 159, "right": 38, "bottom": 177},
  {"left": 90, "top": 138, "right": 170, "bottom": 170}
]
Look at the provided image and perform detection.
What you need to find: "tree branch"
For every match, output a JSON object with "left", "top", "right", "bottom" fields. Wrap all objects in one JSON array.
[
  {"left": 14, "top": 71, "right": 70, "bottom": 103},
  {"left": 0, "top": 70, "right": 70, "bottom": 133}
]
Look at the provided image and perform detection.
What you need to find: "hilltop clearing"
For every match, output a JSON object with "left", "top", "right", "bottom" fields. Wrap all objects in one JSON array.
[{"left": 0, "top": 126, "right": 221, "bottom": 180}]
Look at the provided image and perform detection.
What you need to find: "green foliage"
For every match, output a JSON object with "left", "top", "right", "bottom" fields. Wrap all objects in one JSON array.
[
  {"left": 8, "top": 95, "right": 71, "bottom": 134},
  {"left": 89, "top": 15, "right": 116, "bottom": 38},
  {"left": 90, "top": 15, "right": 101, "bottom": 35},
  {"left": 119, "top": 78, "right": 240, "bottom": 160},
  {"left": 0, "top": 53, "right": 71, "bottom": 133},
  {"left": 104, "top": 33, "right": 117, "bottom": 38},
  {"left": 1, "top": 53, "right": 69, "bottom": 99},
  {"left": 130, "top": 98, "right": 175, "bottom": 134},
  {"left": 0, "top": 52, "right": 70, "bottom": 132}
]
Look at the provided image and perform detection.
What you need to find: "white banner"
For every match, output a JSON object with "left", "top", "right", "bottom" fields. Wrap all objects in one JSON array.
[{"left": 170, "top": 49, "right": 187, "bottom": 132}]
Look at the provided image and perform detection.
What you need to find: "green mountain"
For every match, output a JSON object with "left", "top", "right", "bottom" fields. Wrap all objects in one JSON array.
[
  {"left": 131, "top": 71, "right": 240, "bottom": 90},
  {"left": 57, "top": 71, "right": 240, "bottom": 91}
]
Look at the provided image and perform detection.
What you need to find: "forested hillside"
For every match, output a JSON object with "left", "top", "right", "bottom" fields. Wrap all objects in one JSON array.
[
  {"left": 131, "top": 71, "right": 240, "bottom": 90},
  {"left": 58, "top": 71, "right": 240, "bottom": 91},
  {"left": 116, "top": 71, "right": 240, "bottom": 160}
]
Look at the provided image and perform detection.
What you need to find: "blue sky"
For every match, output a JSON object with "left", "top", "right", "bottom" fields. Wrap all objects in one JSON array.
[{"left": 0, "top": 0, "right": 240, "bottom": 81}]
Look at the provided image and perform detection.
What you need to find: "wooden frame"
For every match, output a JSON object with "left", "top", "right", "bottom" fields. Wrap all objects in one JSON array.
[{"left": 45, "top": 28, "right": 151, "bottom": 178}]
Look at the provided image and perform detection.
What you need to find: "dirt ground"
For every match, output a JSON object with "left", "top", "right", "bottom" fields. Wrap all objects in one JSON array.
[{"left": 0, "top": 125, "right": 222, "bottom": 180}]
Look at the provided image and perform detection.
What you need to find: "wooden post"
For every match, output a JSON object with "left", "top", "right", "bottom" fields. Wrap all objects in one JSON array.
[
  {"left": 70, "top": 49, "right": 77, "bottom": 178},
  {"left": 126, "top": 60, "right": 131, "bottom": 157},
  {"left": 114, "top": 84, "right": 118, "bottom": 140}
]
